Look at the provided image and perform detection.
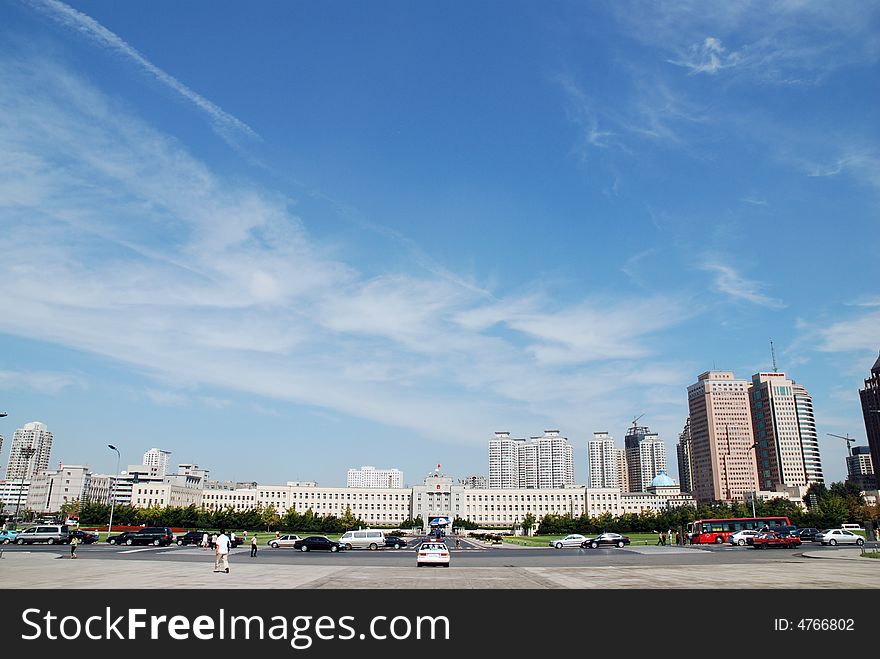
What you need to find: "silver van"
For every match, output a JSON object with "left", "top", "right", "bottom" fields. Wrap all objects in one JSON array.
[
  {"left": 339, "top": 529, "right": 385, "bottom": 550},
  {"left": 15, "top": 524, "right": 70, "bottom": 545}
]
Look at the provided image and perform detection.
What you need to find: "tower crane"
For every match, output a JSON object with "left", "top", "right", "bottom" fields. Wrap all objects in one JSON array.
[
  {"left": 630, "top": 414, "right": 644, "bottom": 433},
  {"left": 827, "top": 432, "right": 856, "bottom": 456}
]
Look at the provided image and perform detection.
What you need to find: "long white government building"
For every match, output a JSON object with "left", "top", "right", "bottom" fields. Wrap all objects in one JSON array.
[{"left": 6, "top": 463, "right": 696, "bottom": 529}]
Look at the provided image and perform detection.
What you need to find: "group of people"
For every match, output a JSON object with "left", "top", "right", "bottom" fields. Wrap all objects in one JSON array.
[
  {"left": 655, "top": 529, "right": 683, "bottom": 546},
  {"left": 208, "top": 530, "right": 260, "bottom": 573}
]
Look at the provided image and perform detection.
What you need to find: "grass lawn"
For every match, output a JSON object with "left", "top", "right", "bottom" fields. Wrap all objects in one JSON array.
[{"left": 862, "top": 551, "right": 880, "bottom": 559}]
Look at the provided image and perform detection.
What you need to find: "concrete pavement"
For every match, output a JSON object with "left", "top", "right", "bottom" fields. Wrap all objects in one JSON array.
[{"left": 1, "top": 549, "right": 877, "bottom": 589}]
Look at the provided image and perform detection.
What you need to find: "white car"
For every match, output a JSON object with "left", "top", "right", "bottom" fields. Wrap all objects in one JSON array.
[
  {"left": 815, "top": 529, "right": 865, "bottom": 546},
  {"left": 550, "top": 534, "right": 587, "bottom": 549},
  {"left": 728, "top": 530, "right": 760, "bottom": 546},
  {"left": 267, "top": 534, "right": 302, "bottom": 548},
  {"left": 416, "top": 542, "right": 450, "bottom": 567}
]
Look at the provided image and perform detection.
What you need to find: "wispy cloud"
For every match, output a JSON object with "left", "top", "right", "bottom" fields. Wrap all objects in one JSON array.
[
  {"left": 0, "top": 369, "right": 86, "bottom": 394},
  {"left": 813, "top": 311, "right": 880, "bottom": 353},
  {"left": 26, "top": 0, "right": 258, "bottom": 146},
  {"left": 0, "top": 55, "right": 691, "bottom": 447},
  {"left": 669, "top": 37, "right": 741, "bottom": 75},
  {"left": 700, "top": 259, "right": 786, "bottom": 309}
]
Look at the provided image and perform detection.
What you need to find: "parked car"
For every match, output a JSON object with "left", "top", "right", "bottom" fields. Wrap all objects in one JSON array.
[
  {"left": 815, "top": 529, "right": 865, "bottom": 546},
  {"left": 550, "top": 534, "right": 587, "bottom": 549},
  {"left": 751, "top": 531, "right": 802, "bottom": 549},
  {"left": 728, "top": 529, "right": 761, "bottom": 546},
  {"left": 14, "top": 524, "right": 70, "bottom": 545},
  {"left": 416, "top": 541, "right": 450, "bottom": 567},
  {"left": 580, "top": 533, "right": 631, "bottom": 549},
  {"left": 339, "top": 529, "right": 386, "bottom": 550},
  {"left": 795, "top": 527, "right": 821, "bottom": 542},
  {"left": 176, "top": 531, "right": 207, "bottom": 546},
  {"left": 106, "top": 532, "right": 140, "bottom": 545},
  {"left": 385, "top": 535, "right": 409, "bottom": 549},
  {"left": 268, "top": 534, "right": 303, "bottom": 548},
  {"left": 0, "top": 529, "right": 19, "bottom": 544},
  {"left": 69, "top": 529, "right": 99, "bottom": 544},
  {"left": 135, "top": 527, "right": 175, "bottom": 546},
  {"left": 292, "top": 536, "right": 342, "bottom": 552}
]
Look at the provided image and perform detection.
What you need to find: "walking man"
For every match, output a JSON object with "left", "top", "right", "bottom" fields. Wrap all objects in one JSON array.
[
  {"left": 201, "top": 532, "right": 209, "bottom": 550},
  {"left": 213, "top": 530, "right": 230, "bottom": 573},
  {"left": 250, "top": 534, "right": 258, "bottom": 558},
  {"left": 70, "top": 535, "right": 79, "bottom": 559}
]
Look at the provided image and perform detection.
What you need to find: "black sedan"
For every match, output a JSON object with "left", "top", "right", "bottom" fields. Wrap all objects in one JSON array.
[
  {"left": 580, "top": 533, "right": 631, "bottom": 549},
  {"left": 69, "top": 529, "right": 99, "bottom": 544},
  {"left": 795, "top": 527, "right": 821, "bottom": 542},
  {"left": 106, "top": 532, "right": 139, "bottom": 545},
  {"left": 292, "top": 536, "right": 342, "bottom": 552},
  {"left": 385, "top": 536, "right": 409, "bottom": 549}
]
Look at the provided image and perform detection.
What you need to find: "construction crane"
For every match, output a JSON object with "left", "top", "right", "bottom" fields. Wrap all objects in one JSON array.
[
  {"left": 827, "top": 433, "right": 856, "bottom": 456},
  {"left": 630, "top": 414, "right": 645, "bottom": 434}
]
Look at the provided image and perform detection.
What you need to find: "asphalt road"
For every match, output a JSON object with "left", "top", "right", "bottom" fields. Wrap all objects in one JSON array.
[{"left": 3, "top": 537, "right": 876, "bottom": 568}]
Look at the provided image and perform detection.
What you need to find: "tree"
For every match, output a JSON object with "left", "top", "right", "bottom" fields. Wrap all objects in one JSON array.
[
  {"left": 261, "top": 505, "right": 280, "bottom": 531},
  {"left": 521, "top": 512, "right": 536, "bottom": 535}
]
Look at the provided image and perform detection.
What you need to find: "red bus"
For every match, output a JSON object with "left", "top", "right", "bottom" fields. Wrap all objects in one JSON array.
[{"left": 688, "top": 516, "right": 791, "bottom": 544}]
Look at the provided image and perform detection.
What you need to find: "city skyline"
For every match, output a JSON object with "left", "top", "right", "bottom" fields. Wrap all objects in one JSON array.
[{"left": 1, "top": 2, "right": 878, "bottom": 487}]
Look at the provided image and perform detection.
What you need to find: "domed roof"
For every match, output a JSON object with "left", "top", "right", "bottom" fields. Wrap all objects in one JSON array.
[{"left": 650, "top": 470, "right": 676, "bottom": 487}]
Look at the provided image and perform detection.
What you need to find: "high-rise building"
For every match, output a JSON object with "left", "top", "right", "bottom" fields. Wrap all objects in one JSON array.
[
  {"left": 346, "top": 466, "right": 403, "bottom": 489},
  {"left": 488, "top": 430, "right": 573, "bottom": 489},
  {"left": 859, "top": 350, "right": 880, "bottom": 490},
  {"left": 792, "top": 382, "right": 823, "bottom": 485},
  {"left": 749, "top": 373, "right": 811, "bottom": 490},
  {"left": 588, "top": 432, "right": 619, "bottom": 488},
  {"left": 676, "top": 418, "right": 694, "bottom": 494},
  {"left": 687, "top": 371, "right": 759, "bottom": 504},
  {"left": 488, "top": 432, "right": 521, "bottom": 489},
  {"left": 624, "top": 425, "right": 667, "bottom": 493},
  {"left": 5, "top": 421, "right": 53, "bottom": 481},
  {"left": 616, "top": 448, "right": 629, "bottom": 492},
  {"left": 142, "top": 448, "right": 172, "bottom": 477},
  {"left": 846, "top": 446, "right": 876, "bottom": 491}
]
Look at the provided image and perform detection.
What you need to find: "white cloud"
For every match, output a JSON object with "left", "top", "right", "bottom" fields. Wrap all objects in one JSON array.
[
  {"left": 0, "top": 370, "right": 86, "bottom": 394},
  {"left": 0, "top": 55, "right": 695, "bottom": 447},
  {"left": 700, "top": 259, "right": 786, "bottom": 309},
  {"left": 669, "top": 37, "right": 741, "bottom": 74},
  {"left": 814, "top": 311, "right": 880, "bottom": 353},
  {"left": 27, "top": 0, "right": 257, "bottom": 146}
]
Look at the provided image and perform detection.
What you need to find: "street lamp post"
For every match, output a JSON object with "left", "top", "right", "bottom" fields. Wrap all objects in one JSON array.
[
  {"left": 107, "top": 444, "right": 121, "bottom": 537},
  {"left": 748, "top": 442, "right": 759, "bottom": 518}
]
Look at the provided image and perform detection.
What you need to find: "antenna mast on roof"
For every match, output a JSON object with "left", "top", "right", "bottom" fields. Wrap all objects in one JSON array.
[{"left": 770, "top": 338, "right": 778, "bottom": 373}]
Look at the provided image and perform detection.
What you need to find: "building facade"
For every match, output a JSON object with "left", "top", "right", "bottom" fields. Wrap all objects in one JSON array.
[
  {"left": 142, "top": 448, "right": 172, "bottom": 477},
  {"left": 26, "top": 465, "right": 92, "bottom": 513},
  {"left": 624, "top": 425, "right": 667, "bottom": 492},
  {"left": 749, "top": 373, "right": 809, "bottom": 490},
  {"left": 5, "top": 421, "right": 53, "bottom": 481},
  {"left": 859, "top": 351, "right": 880, "bottom": 492},
  {"left": 793, "top": 382, "right": 824, "bottom": 485},
  {"left": 846, "top": 446, "right": 877, "bottom": 491},
  {"left": 687, "top": 371, "right": 759, "bottom": 504},
  {"left": 346, "top": 466, "right": 403, "bottom": 489},
  {"left": 676, "top": 418, "right": 694, "bottom": 494},
  {"left": 588, "top": 432, "right": 619, "bottom": 488},
  {"left": 488, "top": 430, "right": 574, "bottom": 489}
]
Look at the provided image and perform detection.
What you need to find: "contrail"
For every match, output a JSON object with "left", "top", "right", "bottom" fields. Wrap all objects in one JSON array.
[{"left": 26, "top": 0, "right": 258, "bottom": 142}]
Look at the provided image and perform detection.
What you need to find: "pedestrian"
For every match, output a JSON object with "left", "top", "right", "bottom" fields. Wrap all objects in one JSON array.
[
  {"left": 874, "top": 527, "right": 879, "bottom": 542},
  {"left": 275, "top": 531, "right": 280, "bottom": 540},
  {"left": 230, "top": 531, "right": 236, "bottom": 546},
  {"left": 70, "top": 535, "right": 79, "bottom": 559},
  {"left": 214, "top": 530, "right": 230, "bottom": 573},
  {"left": 201, "top": 532, "right": 209, "bottom": 550},
  {"left": 655, "top": 530, "right": 661, "bottom": 546},
  {"left": 250, "top": 534, "right": 258, "bottom": 558},
  {"left": 675, "top": 531, "right": 681, "bottom": 545},
  {"left": 243, "top": 530, "right": 248, "bottom": 542}
]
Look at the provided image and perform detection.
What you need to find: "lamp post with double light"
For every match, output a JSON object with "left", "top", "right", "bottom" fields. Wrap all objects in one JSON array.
[{"left": 107, "top": 444, "right": 121, "bottom": 538}]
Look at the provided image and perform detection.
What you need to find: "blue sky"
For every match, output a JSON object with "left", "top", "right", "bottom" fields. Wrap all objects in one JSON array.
[{"left": 0, "top": 0, "right": 878, "bottom": 488}]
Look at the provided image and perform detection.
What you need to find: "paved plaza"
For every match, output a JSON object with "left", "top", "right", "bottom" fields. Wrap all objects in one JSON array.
[{"left": 1, "top": 548, "right": 877, "bottom": 589}]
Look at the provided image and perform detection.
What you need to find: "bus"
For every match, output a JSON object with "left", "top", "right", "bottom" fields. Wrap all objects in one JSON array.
[{"left": 688, "top": 516, "right": 791, "bottom": 544}]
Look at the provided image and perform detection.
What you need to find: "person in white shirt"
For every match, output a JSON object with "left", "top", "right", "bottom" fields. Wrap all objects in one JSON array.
[
  {"left": 250, "top": 534, "right": 258, "bottom": 557},
  {"left": 213, "top": 530, "right": 231, "bottom": 573}
]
